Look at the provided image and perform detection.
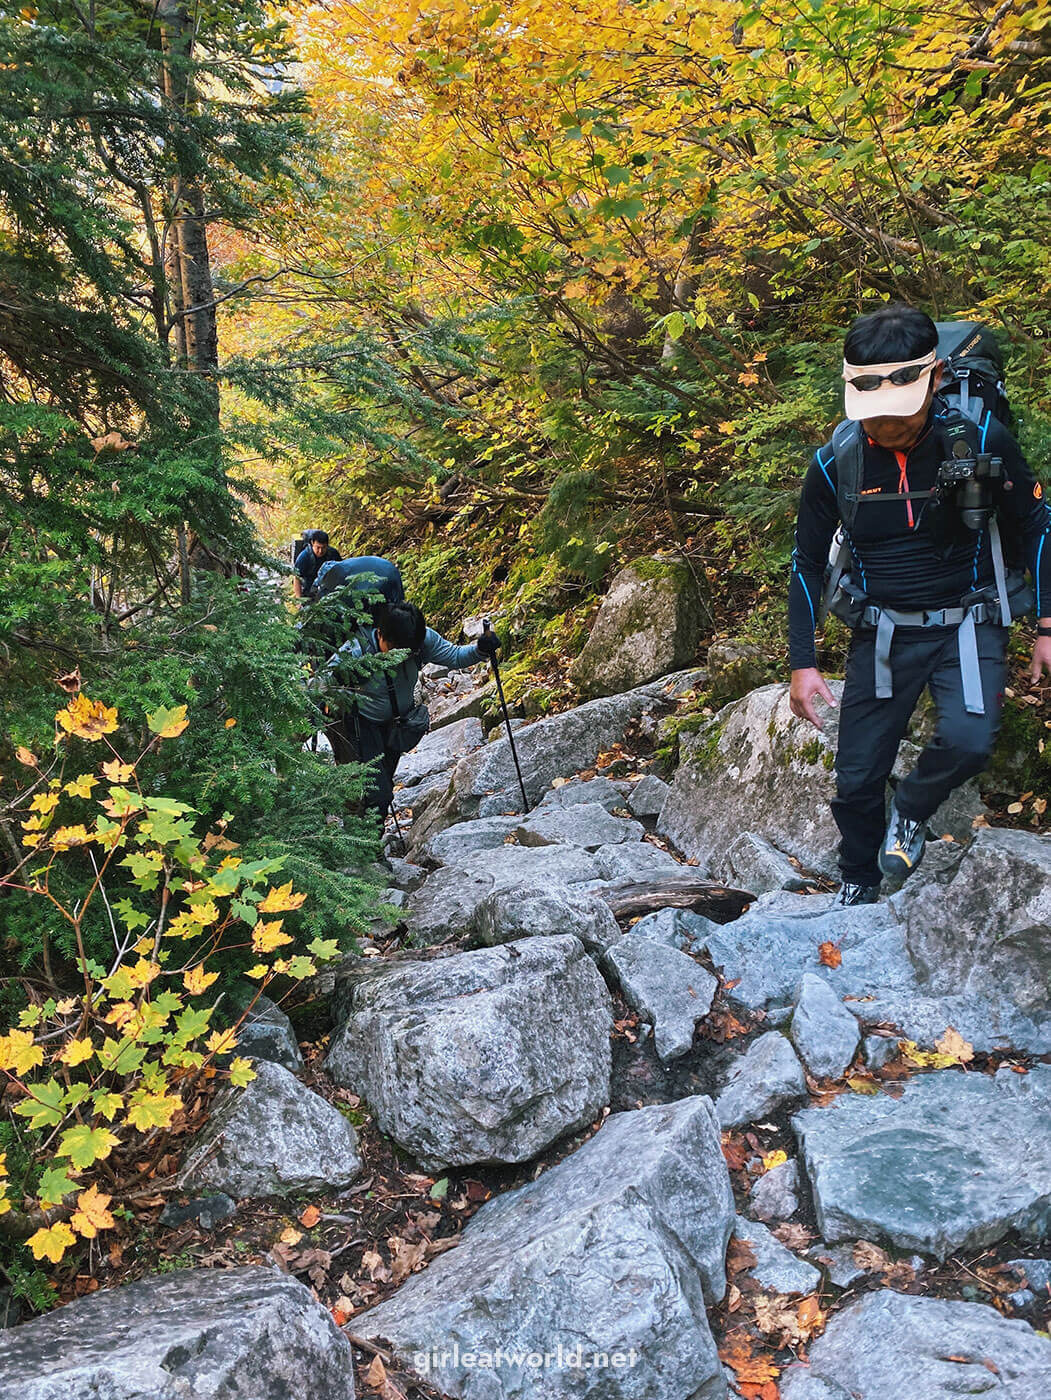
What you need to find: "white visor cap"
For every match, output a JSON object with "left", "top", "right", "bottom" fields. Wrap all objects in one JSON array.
[{"left": 842, "top": 349, "right": 937, "bottom": 420}]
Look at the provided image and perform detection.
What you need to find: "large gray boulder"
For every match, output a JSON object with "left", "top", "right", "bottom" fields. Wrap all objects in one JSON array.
[
  {"left": 537, "top": 776, "right": 627, "bottom": 812},
  {"left": 793, "top": 1063, "right": 1051, "bottom": 1259},
  {"left": 180, "top": 1060, "right": 361, "bottom": 1200},
  {"left": 658, "top": 684, "right": 984, "bottom": 877},
  {"left": 0, "top": 1266, "right": 356, "bottom": 1400},
  {"left": 405, "top": 843, "right": 603, "bottom": 945},
  {"left": 724, "top": 832, "right": 811, "bottom": 895},
  {"left": 893, "top": 826, "right": 1051, "bottom": 1011},
  {"left": 409, "top": 673, "right": 695, "bottom": 851},
  {"left": 604, "top": 935, "right": 718, "bottom": 1061},
  {"left": 422, "top": 815, "right": 521, "bottom": 865},
  {"left": 715, "top": 1031, "right": 808, "bottom": 1129},
  {"left": 569, "top": 557, "right": 705, "bottom": 699},
  {"left": 326, "top": 936, "right": 612, "bottom": 1169},
  {"left": 852, "top": 988, "right": 1051, "bottom": 1055},
  {"left": 353, "top": 1096, "right": 734, "bottom": 1400},
  {"left": 591, "top": 840, "right": 686, "bottom": 882},
  {"left": 789, "top": 975, "right": 861, "bottom": 1080},
  {"left": 471, "top": 883, "right": 622, "bottom": 956},
  {"left": 779, "top": 1290, "right": 1051, "bottom": 1400}
]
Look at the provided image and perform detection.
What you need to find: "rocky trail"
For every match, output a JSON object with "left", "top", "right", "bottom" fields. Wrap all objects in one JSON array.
[{"left": 3, "top": 639, "right": 1050, "bottom": 1400}]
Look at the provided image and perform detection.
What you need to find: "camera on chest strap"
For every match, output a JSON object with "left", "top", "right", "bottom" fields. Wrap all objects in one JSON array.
[{"left": 937, "top": 437, "right": 1003, "bottom": 531}]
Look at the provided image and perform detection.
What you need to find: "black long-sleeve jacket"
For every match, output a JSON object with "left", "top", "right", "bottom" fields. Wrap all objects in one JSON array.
[{"left": 789, "top": 404, "right": 1051, "bottom": 670}]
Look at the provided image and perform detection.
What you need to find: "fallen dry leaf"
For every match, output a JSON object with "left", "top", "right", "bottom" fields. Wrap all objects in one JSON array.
[
  {"left": 772, "top": 1222, "right": 814, "bottom": 1251},
  {"left": 299, "top": 1204, "right": 321, "bottom": 1229},
  {"left": 361, "top": 1247, "right": 392, "bottom": 1283},
  {"left": 388, "top": 1235, "right": 428, "bottom": 1286},
  {"left": 718, "top": 1333, "right": 780, "bottom": 1388},
  {"left": 365, "top": 1354, "right": 388, "bottom": 1389},
  {"left": 278, "top": 1226, "right": 303, "bottom": 1245},
  {"left": 934, "top": 1026, "right": 974, "bottom": 1065},
  {"left": 722, "top": 1134, "right": 751, "bottom": 1172},
  {"left": 727, "top": 1236, "right": 759, "bottom": 1275},
  {"left": 818, "top": 940, "right": 842, "bottom": 969},
  {"left": 754, "top": 1291, "right": 813, "bottom": 1347}
]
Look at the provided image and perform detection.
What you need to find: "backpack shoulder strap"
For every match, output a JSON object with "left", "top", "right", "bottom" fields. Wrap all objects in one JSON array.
[{"left": 831, "top": 420, "right": 864, "bottom": 531}]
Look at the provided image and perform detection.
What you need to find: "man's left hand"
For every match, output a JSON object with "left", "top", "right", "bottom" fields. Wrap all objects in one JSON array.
[{"left": 1030, "top": 632, "right": 1051, "bottom": 684}]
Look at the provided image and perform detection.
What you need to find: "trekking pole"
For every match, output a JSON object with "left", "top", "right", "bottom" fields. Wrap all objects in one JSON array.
[{"left": 483, "top": 618, "right": 530, "bottom": 814}]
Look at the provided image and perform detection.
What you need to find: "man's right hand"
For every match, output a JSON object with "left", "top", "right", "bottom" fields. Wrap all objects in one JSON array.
[{"left": 790, "top": 667, "right": 837, "bottom": 731}]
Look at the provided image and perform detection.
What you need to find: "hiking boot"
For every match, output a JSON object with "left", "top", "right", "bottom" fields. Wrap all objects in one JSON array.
[
  {"left": 879, "top": 800, "right": 928, "bottom": 881},
  {"left": 836, "top": 881, "right": 880, "bottom": 907}
]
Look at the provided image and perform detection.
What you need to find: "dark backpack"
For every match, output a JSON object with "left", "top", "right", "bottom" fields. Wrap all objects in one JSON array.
[{"left": 934, "top": 320, "right": 1011, "bottom": 429}]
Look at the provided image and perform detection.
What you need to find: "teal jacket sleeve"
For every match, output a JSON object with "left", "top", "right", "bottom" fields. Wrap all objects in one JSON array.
[{"left": 420, "top": 628, "right": 484, "bottom": 669}]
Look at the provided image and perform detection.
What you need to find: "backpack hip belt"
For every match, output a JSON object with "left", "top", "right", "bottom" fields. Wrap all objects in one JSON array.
[{"left": 861, "top": 598, "right": 993, "bottom": 716}]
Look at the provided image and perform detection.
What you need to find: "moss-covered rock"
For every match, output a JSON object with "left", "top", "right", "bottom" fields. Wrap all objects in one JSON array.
[
  {"left": 707, "top": 638, "right": 780, "bottom": 705},
  {"left": 569, "top": 555, "right": 707, "bottom": 698}
]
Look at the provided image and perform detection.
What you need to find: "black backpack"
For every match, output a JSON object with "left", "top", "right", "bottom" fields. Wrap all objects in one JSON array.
[{"left": 934, "top": 320, "right": 1011, "bottom": 429}]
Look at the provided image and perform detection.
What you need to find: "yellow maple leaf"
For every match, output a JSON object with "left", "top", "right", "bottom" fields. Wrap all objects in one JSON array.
[
  {"left": 71, "top": 1184, "right": 116, "bottom": 1238},
  {"left": 183, "top": 965, "right": 219, "bottom": 996},
  {"left": 50, "top": 824, "right": 93, "bottom": 852},
  {"left": 0, "top": 1151, "right": 6, "bottom": 1177},
  {"left": 126, "top": 1091, "right": 181, "bottom": 1131},
  {"left": 761, "top": 1149, "right": 788, "bottom": 1172},
  {"left": 55, "top": 996, "right": 78, "bottom": 1015},
  {"left": 101, "top": 758, "right": 135, "bottom": 782},
  {"left": 57, "top": 1037, "right": 95, "bottom": 1067},
  {"left": 717, "top": 420, "right": 737, "bottom": 435},
  {"left": 56, "top": 694, "right": 119, "bottom": 742},
  {"left": 252, "top": 919, "right": 293, "bottom": 953},
  {"left": 0, "top": 1029, "right": 44, "bottom": 1076},
  {"left": 64, "top": 774, "right": 99, "bottom": 799},
  {"left": 126, "top": 957, "right": 160, "bottom": 988},
  {"left": 29, "top": 791, "right": 59, "bottom": 814},
  {"left": 146, "top": 704, "right": 189, "bottom": 739},
  {"left": 105, "top": 1001, "right": 136, "bottom": 1029},
  {"left": 28, "top": 1221, "right": 77, "bottom": 1263},
  {"left": 206, "top": 1027, "right": 238, "bottom": 1056},
  {"left": 245, "top": 963, "right": 269, "bottom": 979},
  {"left": 257, "top": 881, "right": 307, "bottom": 914},
  {"left": 224, "top": 717, "right": 237, "bottom": 728}
]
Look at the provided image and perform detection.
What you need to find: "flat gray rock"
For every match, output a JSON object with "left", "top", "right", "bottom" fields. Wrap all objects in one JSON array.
[
  {"left": 537, "top": 776, "right": 626, "bottom": 812},
  {"left": 790, "top": 975, "right": 860, "bottom": 1080},
  {"left": 750, "top": 1159, "right": 800, "bottom": 1223},
  {"left": 0, "top": 1266, "right": 356, "bottom": 1400},
  {"left": 471, "top": 882, "right": 622, "bottom": 955},
  {"left": 405, "top": 844, "right": 602, "bottom": 945},
  {"left": 793, "top": 1064, "right": 1051, "bottom": 1260},
  {"left": 695, "top": 891, "right": 918, "bottom": 1014},
  {"left": 779, "top": 1290, "right": 1051, "bottom": 1400},
  {"left": 422, "top": 815, "right": 520, "bottom": 865},
  {"left": 806, "top": 1242, "right": 866, "bottom": 1289},
  {"left": 235, "top": 994, "right": 304, "bottom": 1073},
  {"left": 592, "top": 840, "right": 686, "bottom": 882},
  {"left": 396, "top": 716, "right": 485, "bottom": 788},
  {"left": 353, "top": 1096, "right": 734, "bottom": 1400},
  {"left": 627, "top": 773, "right": 671, "bottom": 819},
  {"left": 716, "top": 1031, "right": 808, "bottom": 1129},
  {"left": 724, "top": 832, "right": 811, "bottom": 895},
  {"left": 514, "top": 802, "right": 645, "bottom": 850},
  {"left": 628, "top": 906, "right": 717, "bottom": 952},
  {"left": 326, "top": 935, "right": 612, "bottom": 1169},
  {"left": 856, "top": 989, "right": 1051, "bottom": 1055},
  {"left": 894, "top": 826, "right": 1051, "bottom": 1012},
  {"left": 604, "top": 935, "right": 718, "bottom": 1062},
  {"left": 180, "top": 1060, "right": 361, "bottom": 1200},
  {"left": 733, "top": 1216, "right": 821, "bottom": 1295}
]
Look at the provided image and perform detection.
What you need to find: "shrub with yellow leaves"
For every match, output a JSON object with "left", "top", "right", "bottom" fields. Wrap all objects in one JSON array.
[{"left": 0, "top": 697, "right": 341, "bottom": 1267}]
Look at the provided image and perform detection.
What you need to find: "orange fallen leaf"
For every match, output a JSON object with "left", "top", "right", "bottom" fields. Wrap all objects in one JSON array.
[
  {"left": 818, "top": 940, "right": 842, "bottom": 969},
  {"left": 299, "top": 1204, "right": 321, "bottom": 1228}
]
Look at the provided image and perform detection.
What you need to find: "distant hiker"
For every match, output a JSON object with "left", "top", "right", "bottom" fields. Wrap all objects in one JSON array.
[
  {"left": 324, "top": 602, "right": 501, "bottom": 820},
  {"left": 293, "top": 530, "right": 341, "bottom": 599},
  {"left": 315, "top": 554, "right": 405, "bottom": 609},
  {"left": 789, "top": 302, "right": 1051, "bottom": 906}
]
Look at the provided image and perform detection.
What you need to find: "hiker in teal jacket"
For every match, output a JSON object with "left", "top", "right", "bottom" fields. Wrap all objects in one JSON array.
[{"left": 324, "top": 601, "right": 500, "bottom": 818}]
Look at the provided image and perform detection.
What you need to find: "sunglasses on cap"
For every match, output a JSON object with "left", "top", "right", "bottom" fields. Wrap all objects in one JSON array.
[{"left": 842, "top": 350, "right": 936, "bottom": 393}]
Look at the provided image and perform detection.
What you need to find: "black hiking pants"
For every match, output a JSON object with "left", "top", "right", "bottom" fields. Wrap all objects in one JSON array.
[
  {"left": 325, "top": 714, "right": 397, "bottom": 820},
  {"left": 833, "top": 620, "right": 1008, "bottom": 887}
]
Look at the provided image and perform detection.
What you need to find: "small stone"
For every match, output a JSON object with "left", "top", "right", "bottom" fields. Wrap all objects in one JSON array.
[
  {"left": 808, "top": 1241, "right": 866, "bottom": 1289},
  {"left": 790, "top": 975, "right": 861, "bottom": 1080},
  {"left": 627, "top": 774, "right": 671, "bottom": 819},
  {"left": 1009, "top": 1289, "right": 1037, "bottom": 1312},
  {"left": 1008, "top": 1258, "right": 1051, "bottom": 1293},
  {"left": 715, "top": 1031, "right": 807, "bottom": 1130},
  {"left": 629, "top": 906, "right": 717, "bottom": 952},
  {"left": 234, "top": 994, "right": 304, "bottom": 1074},
  {"left": 159, "top": 1194, "right": 236, "bottom": 1231},
  {"left": 750, "top": 1159, "right": 800, "bottom": 1222},
  {"left": 862, "top": 1034, "right": 898, "bottom": 1070},
  {"left": 733, "top": 1216, "right": 821, "bottom": 1295}
]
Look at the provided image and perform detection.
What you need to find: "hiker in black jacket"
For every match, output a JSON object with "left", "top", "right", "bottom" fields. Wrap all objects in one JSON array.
[{"left": 789, "top": 303, "right": 1051, "bottom": 905}]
